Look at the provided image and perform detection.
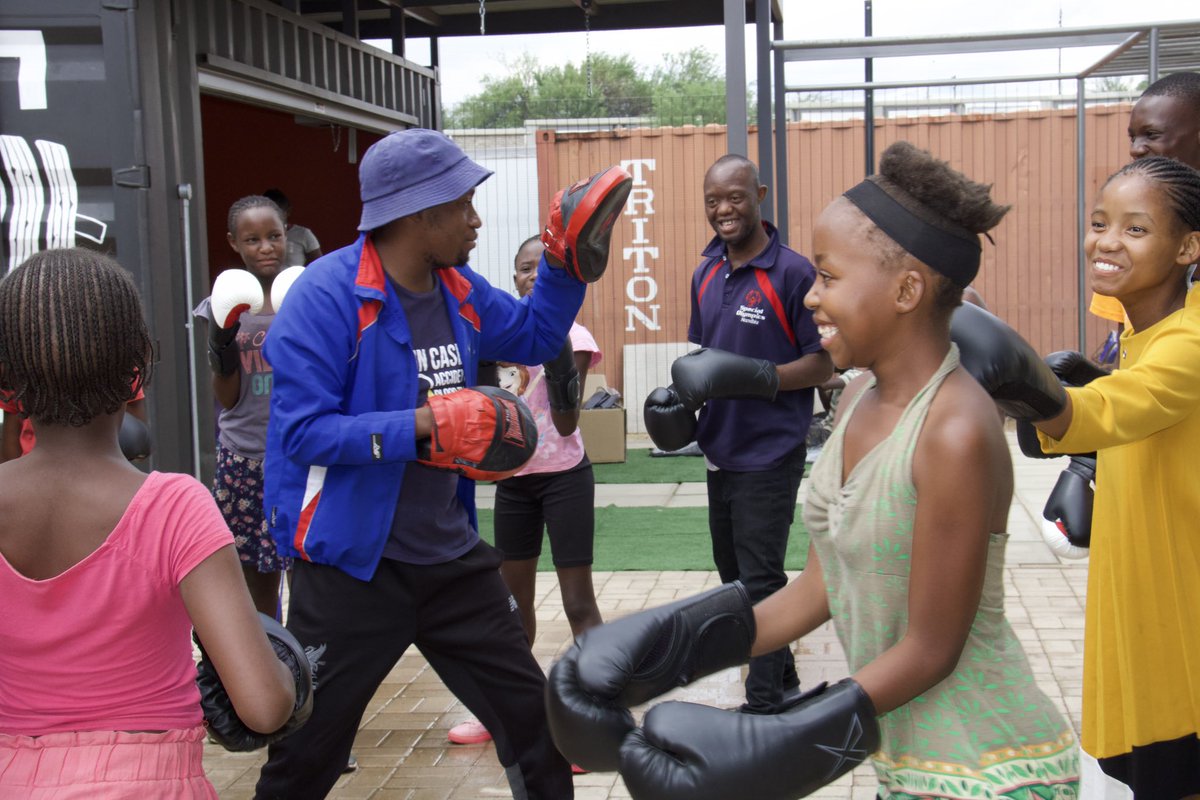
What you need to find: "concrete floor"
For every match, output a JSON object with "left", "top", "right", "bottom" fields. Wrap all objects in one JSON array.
[{"left": 204, "top": 431, "right": 1087, "bottom": 799}]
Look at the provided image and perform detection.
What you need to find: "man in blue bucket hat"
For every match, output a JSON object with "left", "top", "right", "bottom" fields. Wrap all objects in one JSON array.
[{"left": 251, "top": 128, "right": 631, "bottom": 798}]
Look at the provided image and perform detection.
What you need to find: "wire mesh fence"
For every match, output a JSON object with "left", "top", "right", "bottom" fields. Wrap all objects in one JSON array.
[{"left": 446, "top": 77, "right": 1150, "bottom": 428}]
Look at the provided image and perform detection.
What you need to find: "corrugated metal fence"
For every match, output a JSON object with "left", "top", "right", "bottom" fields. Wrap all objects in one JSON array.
[{"left": 526, "top": 104, "right": 1130, "bottom": 428}]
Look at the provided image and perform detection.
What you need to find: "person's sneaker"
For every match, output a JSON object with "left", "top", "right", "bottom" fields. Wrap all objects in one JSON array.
[
  {"left": 571, "top": 764, "right": 589, "bottom": 775},
  {"left": 341, "top": 754, "right": 359, "bottom": 774},
  {"left": 447, "top": 718, "right": 492, "bottom": 745}
]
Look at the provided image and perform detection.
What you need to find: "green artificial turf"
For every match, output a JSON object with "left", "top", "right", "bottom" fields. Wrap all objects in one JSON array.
[
  {"left": 477, "top": 507, "right": 809, "bottom": 572},
  {"left": 591, "top": 449, "right": 812, "bottom": 484},
  {"left": 591, "top": 449, "right": 709, "bottom": 484}
]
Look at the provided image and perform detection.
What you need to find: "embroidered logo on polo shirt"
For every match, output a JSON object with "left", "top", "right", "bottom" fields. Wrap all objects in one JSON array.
[{"left": 736, "top": 288, "right": 767, "bottom": 326}]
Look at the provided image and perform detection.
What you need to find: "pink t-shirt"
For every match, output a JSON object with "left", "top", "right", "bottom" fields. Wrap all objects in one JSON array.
[
  {"left": 0, "top": 472, "right": 234, "bottom": 735},
  {"left": 498, "top": 323, "right": 601, "bottom": 476}
]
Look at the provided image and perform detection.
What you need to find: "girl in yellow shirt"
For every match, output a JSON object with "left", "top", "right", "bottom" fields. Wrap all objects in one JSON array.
[{"left": 1036, "top": 156, "right": 1200, "bottom": 798}]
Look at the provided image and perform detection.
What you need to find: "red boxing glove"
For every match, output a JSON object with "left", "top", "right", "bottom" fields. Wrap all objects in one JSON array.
[{"left": 418, "top": 386, "right": 537, "bottom": 481}]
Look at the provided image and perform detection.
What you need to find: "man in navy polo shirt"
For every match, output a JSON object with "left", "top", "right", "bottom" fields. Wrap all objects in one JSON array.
[{"left": 644, "top": 154, "right": 831, "bottom": 714}]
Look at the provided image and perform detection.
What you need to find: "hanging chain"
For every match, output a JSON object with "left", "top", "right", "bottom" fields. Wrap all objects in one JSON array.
[
  {"left": 479, "top": 0, "right": 486, "bottom": 35},
  {"left": 583, "top": 1, "right": 592, "bottom": 97}
]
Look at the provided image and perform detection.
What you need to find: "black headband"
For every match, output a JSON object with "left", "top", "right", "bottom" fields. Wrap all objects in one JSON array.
[{"left": 843, "top": 179, "right": 981, "bottom": 288}]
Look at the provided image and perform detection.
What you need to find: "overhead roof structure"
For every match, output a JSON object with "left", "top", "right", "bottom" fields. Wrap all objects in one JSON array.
[
  {"left": 769, "top": 18, "right": 1200, "bottom": 350},
  {"left": 296, "top": 0, "right": 783, "bottom": 39},
  {"left": 1080, "top": 20, "right": 1200, "bottom": 78},
  {"left": 775, "top": 19, "right": 1200, "bottom": 89}
]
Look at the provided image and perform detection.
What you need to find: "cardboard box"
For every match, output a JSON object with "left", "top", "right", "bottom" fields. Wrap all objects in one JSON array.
[
  {"left": 577, "top": 407, "right": 626, "bottom": 464},
  {"left": 583, "top": 373, "right": 606, "bottom": 399}
]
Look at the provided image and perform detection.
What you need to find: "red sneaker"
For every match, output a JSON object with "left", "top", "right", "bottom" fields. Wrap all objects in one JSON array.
[
  {"left": 447, "top": 718, "right": 492, "bottom": 745},
  {"left": 571, "top": 763, "right": 589, "bottom": 774}
]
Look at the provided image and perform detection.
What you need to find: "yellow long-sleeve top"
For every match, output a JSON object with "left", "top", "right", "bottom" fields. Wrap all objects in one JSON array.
[{"left": 1040, "top": 288, "right": 1200, "bottom": 759}]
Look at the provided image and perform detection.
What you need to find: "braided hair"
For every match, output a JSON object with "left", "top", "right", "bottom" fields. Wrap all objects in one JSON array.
[
  {"left": 870, "top": 141, "right": 1011, "bottom": 313},
  {"left": 1108, "top": 155, "right": 1200, "bottom": 233},
  {"left": 0, "top": 248, "right": 152, "bottom": 426},
  {"left": 227, "top": 195, "right": 284, "bottom": 236}
]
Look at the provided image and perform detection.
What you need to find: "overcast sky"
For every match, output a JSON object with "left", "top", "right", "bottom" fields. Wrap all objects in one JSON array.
[{"left": 388, "top": 1, "right": 1199, "bottom": 107}]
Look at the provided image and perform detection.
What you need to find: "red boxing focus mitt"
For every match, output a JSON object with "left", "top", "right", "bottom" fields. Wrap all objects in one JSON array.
[
  {"left": 417, "top": 386, "right": 537, "bottom": 481},
  {"left": 542, "top": 165, "right": 633, "bottom": 283}
]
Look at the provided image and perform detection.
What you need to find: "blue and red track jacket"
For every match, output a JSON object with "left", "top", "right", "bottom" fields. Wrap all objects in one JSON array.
[{"left": 262, "top": 234, "right": 585, "bottom": 581}]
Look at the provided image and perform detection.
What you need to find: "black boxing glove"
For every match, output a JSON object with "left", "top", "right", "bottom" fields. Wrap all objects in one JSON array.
[
  {"left": 1016, "top": 419, "right": 1060, "bottom": 460},
  {"left": 619, "top": 679, "right": 880, "bottom": 800},
  {"left": 671, "top": 348, "right": 780, "bottom": 411},
  {"left": 643, "top": 386, "right": 697, "bottom": 452},
  {"left": 1045, "top": 350, "right": 1109, "bottom": 387},
  {"left": 950, "top": 303, "right": 1066, "bottom": 421},
  {"left": 196, "top": 614, "right": 314, "bottom": 752},
  {"left": 543, "top": 339, "right": 580, "bottom": 413},
  {"left": 545, "top": 582, "right": 755, "bottom": 771},
  {"left": 1016, "top": 348, "right": 1106, "bottom": 459},
  {"left": 1040, "top": 455, "right": 1095, "bottom": 560},
  {"left": 118, "top": 414, "right": 152, "bottom": 462}
]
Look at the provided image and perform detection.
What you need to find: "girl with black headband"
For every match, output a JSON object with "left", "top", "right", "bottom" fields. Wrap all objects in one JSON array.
[{"left": 544, "top": 141, "right": 1079, "bottom": 799}]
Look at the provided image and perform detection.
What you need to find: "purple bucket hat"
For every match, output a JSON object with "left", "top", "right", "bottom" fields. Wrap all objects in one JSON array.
[{"left": 358, "top": 128, "right": 493, "bottom": 231}]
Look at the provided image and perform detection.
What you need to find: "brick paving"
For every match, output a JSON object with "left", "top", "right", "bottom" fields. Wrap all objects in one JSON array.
[{"left": 205, "top": 430, "right": 1087, "bottom": 799}]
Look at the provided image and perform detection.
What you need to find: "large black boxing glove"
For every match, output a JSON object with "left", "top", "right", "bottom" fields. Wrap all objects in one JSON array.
[
  {"left": 1040, "top": 455, "right": 1095, "bottom": 560},
  {"left": 545, "top": 582, "right": 756, "bottom": 771},
  {"left": 196, "top": 613, "right": 314, "bottom": 752},
  {"left": 949, "top": 302, "right": 1066, "bottom": 421},
  {"left": 543, "top": 339, "right": 581, "bottom": 413},
  {"left": 643, "top": 386, "right": 698, "bottom": 452},
  {"left": 1034, "top": 350, "right": 1105, "bottom": 557},
  {"left": 619, "top": 679, "right": 880, "bottom": 800},
  {"left": 1045, "top": 350, "right": 1109, "bottom": 387},
  {"left": 1016, "top": 348, "right": 1107, "bottom": 458},
  {"left": 671, "top": 348, "right": 780, "bottom": 411},
  {"left": 1016, "top": 418, "right": 1060, "bottom": 460}
]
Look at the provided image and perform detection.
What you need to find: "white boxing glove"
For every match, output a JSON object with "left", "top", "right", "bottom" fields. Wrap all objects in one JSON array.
[
  {"left": 1039, "top": 518, "right": 1090, "bottom": 560},
  {"left": 208, "top": 269, "right": 264, "bottom": 375},
  {"left": 210, "top": 268, "right": 264, "bottom": 329},
  {"left": 271, "top": 265, "right": 305, "bottom": 313}
]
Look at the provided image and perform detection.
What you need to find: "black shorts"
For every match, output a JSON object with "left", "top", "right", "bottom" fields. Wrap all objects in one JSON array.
[{"left": 493, "top": 460, "right": 595, "bottom": 567}]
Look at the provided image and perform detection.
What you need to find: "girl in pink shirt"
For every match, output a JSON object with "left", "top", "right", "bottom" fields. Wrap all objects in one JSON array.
[
  {"left": 495, "top": 236, "right": 605, "bottom": 641},
  {"left": 448, "top": 236, "right": 605, "bottom": 748},
  {"left": 0, "top": 248, "right": 296, "bottom": 798}
]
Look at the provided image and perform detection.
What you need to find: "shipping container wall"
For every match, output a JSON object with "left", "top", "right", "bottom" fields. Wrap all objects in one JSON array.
[
  {"left": 537, "top": 105, "right": 1131, "bottom": 426},
  {"left": 199, "top": 95, "right": 381, "bottom": 283},
  {"left": 1, "top": 0, "right": 202, "bottom": 472}
]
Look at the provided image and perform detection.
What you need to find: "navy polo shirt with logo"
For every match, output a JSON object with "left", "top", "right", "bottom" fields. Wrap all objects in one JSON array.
[{"left": 687, "top": 221, "right": 823, "bottom": 471}]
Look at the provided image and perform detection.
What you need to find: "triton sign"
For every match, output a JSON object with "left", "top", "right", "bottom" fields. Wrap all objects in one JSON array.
[{"left": 620, "top": 158, "right": 660, "bottom": 332}]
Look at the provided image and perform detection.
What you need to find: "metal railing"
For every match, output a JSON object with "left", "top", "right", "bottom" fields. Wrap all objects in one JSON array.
[{"left": 192, "top": 0, "right": 437, "bottom": 130}]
